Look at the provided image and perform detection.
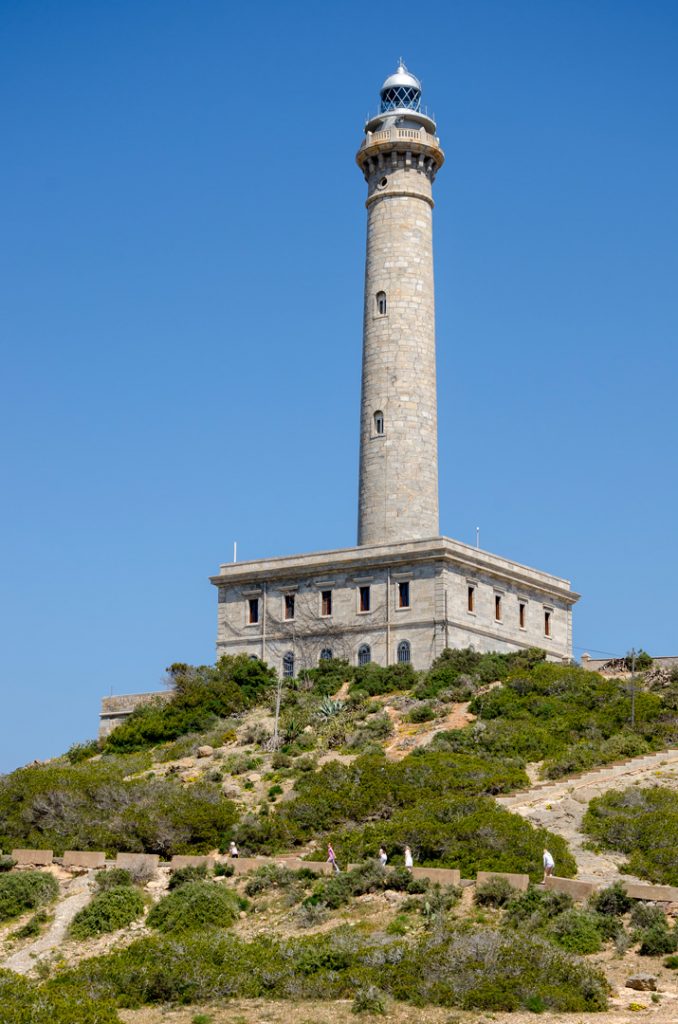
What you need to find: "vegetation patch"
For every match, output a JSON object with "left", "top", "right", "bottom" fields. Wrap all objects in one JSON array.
[
  {"left": 70, "top": 886, "right": 145, "bottom": 939},
  {"left": 583, "top": 785, "right": 678, "bottom": 885},
  {"left": 49, "top": 925, "right": 608, "bottom": 1012},
  {"left": 0, "top": 870, "right": 59, "bottom": 923},
  {"left": 0, "top": 970, "right": 121, "bottom": 1024},
  {"left": 146, "top": 880, "right": 242, "bottom": 933}
]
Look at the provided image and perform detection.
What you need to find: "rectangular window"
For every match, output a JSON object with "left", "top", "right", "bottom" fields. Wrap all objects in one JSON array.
[
  {"left": 359, "top": 585, "right": 371, "bottom": 612},
  {"left": 398, "top": 581, "right": 410, "bottom": 608},
  {"left": 544, "top": 609, "right": 552, "bottom": 637},
  {"left": 248, "top": 598, "right": 259, "bottom": 625},
  {"left": 495, "top": 594, "right": 502, "bottom": 621},
  {"left": 284, "top": 594, "right": 295, "bottom": 620},
  {"left": 519, "top": 602, "right": 526, "bottom": 629},
  {"left": 321, "top": 590, "right": 332, "bottom": 617},
  {"left": 467, "top": 586, "right": 475, "bottom": 613}
]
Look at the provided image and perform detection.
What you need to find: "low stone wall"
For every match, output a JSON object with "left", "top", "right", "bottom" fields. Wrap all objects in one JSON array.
[
  {"left": 545, "top": 876, "right": 598, "bottom": 901},
  {"left": 11, "top": 849, "right": 53, "bottom": 866},
  {"left": 170, "top": 855, "right": 216, "bottom": 870},
  {"left": 476, "top": 871, "right": 530, "bottom": 892},
  {"left": 623, "top": 881, "right": 678, "bottom": 902},
  {"left": 115, "top": 852, "right": 160, "bottom": 872},
  {"left": 63, "top": 851, "right": 106, "bottom": 869},
  {"left": 99, "top": 691, "right": 170, "bottom": 738}
]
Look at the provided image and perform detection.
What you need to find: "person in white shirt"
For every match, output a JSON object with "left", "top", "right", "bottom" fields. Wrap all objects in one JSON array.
[
  {"left": 229, "top": 841, "right": 239, "bottom": 858},
  {"left": 378, "top": 847, "right": 388, "bottom": 867},
  {"left": 543, "top": 848, "right": 555, "bottom": 880},
  {"left": 404, "top": 845, "right": 414, "bottom": 871}
]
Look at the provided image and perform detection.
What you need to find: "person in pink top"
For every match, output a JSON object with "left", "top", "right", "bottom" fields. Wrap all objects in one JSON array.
[{"left": 327, "top": 843, "right": 340, "bottom": 874}]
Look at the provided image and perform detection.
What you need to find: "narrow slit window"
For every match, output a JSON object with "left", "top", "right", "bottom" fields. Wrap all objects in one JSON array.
[
  {"left": 376, "top": 291, "right": 387, "bottom": 315},
  {"left": 519, "top": 602, "right": 526, "bottom": 629},
  {"left": 398, "top": 581, "right": 410, "bottom": 608},
  {"left": 544, "top": 609, "right": 552, "bottom": 637},
  {"left": 359, "top": 585, "right": 371, "bottom": 612},
  {"left": 321, "top": 590, "right": 332, "bottom": 617},
  {"left": 248, "top": 598, "right": 259, "bottom": 624},
  {"left": 284, "top": 594, "right": 295, "bottom": 620},
  {"left": 467, "top": 586, "right": 475, "bottom": 613},
  {"left": 495, "top": 594, "right": 502, "bottom": 621},
  {"left": 374, "top": 410, "right": 384, "bottom": 435}
]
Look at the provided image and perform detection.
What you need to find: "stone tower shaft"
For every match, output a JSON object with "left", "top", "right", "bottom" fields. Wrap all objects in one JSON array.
[{"left": 356, "top": 64, "right": 444, "bottom": 547}]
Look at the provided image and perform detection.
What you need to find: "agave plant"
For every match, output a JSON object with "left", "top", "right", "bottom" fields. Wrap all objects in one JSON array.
[{"left": 317, "top": 697, "right": 344, "bottom": 722}]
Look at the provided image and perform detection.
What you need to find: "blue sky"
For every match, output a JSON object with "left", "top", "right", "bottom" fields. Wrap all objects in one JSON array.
[{"left": 1, "top": 0, "right": 677, "bottom": 773}]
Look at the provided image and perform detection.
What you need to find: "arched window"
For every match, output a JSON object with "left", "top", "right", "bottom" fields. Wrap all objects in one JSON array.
[
  {"left": 249, "top": 654, "right": 259, "bottom": 661},
  {"left": 397, "top": 640, "right": 411, "bottom": 664},
  {"left": 319, "top": 648, "right": 333, "bottom": 662},
  {"left": 374, "top": 410, "right": 384, "bottom": 435},
  {"left": 376, "top": 291, "right": 387, "bottom": 315},
  {"left": 282, "top": 651, "right": 295, "bottom": 678},
  {"left": 358, "top": 643, "right": 371, "bottom": 666}
]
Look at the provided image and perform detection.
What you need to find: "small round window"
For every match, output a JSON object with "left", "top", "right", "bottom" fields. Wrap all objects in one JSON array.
[{"left": 377, "top": 176, "right": 388, "bottom": 189}]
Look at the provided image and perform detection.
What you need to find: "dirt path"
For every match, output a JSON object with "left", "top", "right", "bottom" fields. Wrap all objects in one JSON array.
[
  {"left": 2, "top": 872, "right": 92, "bottom": 974},
  {"left": 497, "top": 747, "right": 678, "bottom": 882},
  {"left": 383, "top": 701, "right": 474, "bottom": 760}
]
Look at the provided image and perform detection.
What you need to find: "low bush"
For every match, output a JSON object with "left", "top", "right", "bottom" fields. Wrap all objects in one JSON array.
[
  {"left": 636, "top": 922, "right": 678, "bottom": 956},
  {"left": 146, "top": 881, "right": 242, "bottom": 933},
  {"left": 0, "top": 969, "right": 121, "bottom": 1024},
  {"left": 630, "top": 902, "right": 667, "bottom": 931},
  {"left": 11, "top": 908, "right": 49, "bottom": 939},
  {"left": 475, "top": 876, "right": 514, "bottom": 907},
  {"left": 406, "top": 703, "right": 436, "bottom": 724},
  {"left": 305, "top": 863, "right": 433, "bottom": 911},
  {"left": 0, "top": 754, "right": 237, "bottom": 857},
  {"left": 504, "top": 887, "right": 573, "bottom": 929},
  {"left": 583, "top": 786, "right": 678, "bottom": 885},
  {"left": 50, "top": 925, "right": 608, "bottom": 1012},
  {"left": 352, "top": 984, "right": 387, "bottom": 1015},
  {"left": 168, "top": 864, "right": 209, "bottom": 890},
  {"left": 0, "top": 871, "right": 59, "bottom": 922},
  {"left": 66, "top": 739, "right": 101, "bottom": 764},
  {"left": 548, "top": 909, "right": 604, "bottom": 954},
  {"left": 664, "top": 954, "right": 678, "bottom": 968},
  {"left": 104, "top": 656, "right": 275, "bottom": 753},
  {"left": 0, "top": 854, "right": 16, "bottom": 872},
  {"left": 70, "top": 886, "right": 145, "bottom": 939},
  {"left": 589, "top": 881, "right": 633, "bottom": 917},
  {"left": 94, "top": 869, "right": 133, "bottom": 892}
]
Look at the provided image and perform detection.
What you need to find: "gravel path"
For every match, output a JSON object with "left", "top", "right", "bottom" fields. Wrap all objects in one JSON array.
[
  {"left": 497, "top": 747, "right": 678, "bottom": 882},
  {"left": 2, "top": 872, "right": 92, "bottom": 975}
]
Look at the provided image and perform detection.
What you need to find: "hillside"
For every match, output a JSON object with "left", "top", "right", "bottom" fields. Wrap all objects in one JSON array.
[{"left": 1, "top": 649, "right": 678, "bottom": 1023}]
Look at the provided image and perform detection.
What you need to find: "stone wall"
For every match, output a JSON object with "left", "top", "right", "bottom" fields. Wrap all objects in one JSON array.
[{"left": 99, "top": 690, "right": 170, "bottom": 738}]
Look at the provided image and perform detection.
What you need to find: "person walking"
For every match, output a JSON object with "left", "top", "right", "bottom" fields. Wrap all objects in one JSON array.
[
  {"left": 404, "top": 845, "right": 413, "bottom": 872},
  {"left": 228, "top": 841, "right": 239, "bottom": 858},
  {"left": 543, "top": 847, "right": 555, "bottom": 881},
  {"left": 378, "top": 847, "right": 388, "bottom": 868},
  {"left": 327, "top": 843, "right": 340, "bottom": 874}
]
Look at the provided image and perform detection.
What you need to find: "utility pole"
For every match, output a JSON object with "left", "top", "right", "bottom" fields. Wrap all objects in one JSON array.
[{"left": 627, "top": 648, "right": 637, "bottom": 729}]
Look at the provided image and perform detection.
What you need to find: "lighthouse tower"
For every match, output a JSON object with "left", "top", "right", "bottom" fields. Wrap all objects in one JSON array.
[{"left": 356, "top": 62, "right": 445, "bottom": 546}]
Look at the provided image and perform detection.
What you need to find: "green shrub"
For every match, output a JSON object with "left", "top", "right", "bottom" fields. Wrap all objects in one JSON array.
[
  {"left": 70, "top": 886, "right": 145, "bottom": 939},
  {"left": 406, "top": 703, "right": 436, "bottom": 724},
  {"left": 0, "top": 755, "right": 237, "bottom": 857},
  {"left": 352, "top": 984, "right": 387, "bottom": 1014},
  {"left": 66, "top": 739, "right": 101, "bottom": 764},
  {"left": 168, "top": 864, "right": 209, "bottom": 889},
  {"left": 0, "top": 871, "right": 59, "bottom": 922},
  {"left": 548, "top": 909, "right": 603, "bottom": 954},
  {"left": 146, "top": 881, "right": 241, "bottom": 933},
  {"left": 0, "top": 854, "right": 16, "bottom": 872},
  {"left": 663, "top": 954, "right": 678, "bottom": 968},
  {"left": 475, "top": 876, "right": 514, "bottom": 907},
  {"left": 583, "top": 786, "right": 678, "bottom": 886},
  {"left": 104, "top": 656, "right": 275, "bottom": 753},
  {"left": 11, "top": 908, "right": 49, "bottom": 938},
  {"left": 504, "top": 887, "right": 573, "bottom": 929},
  {"left": 350, "top": 662, "right": 416, "bottom": 697},
  {"left": 47, "top": 924, "right": 608, "bottom": 1012},
  {"left": 94, "top": 868, "right": 133, "bottom": 892},
  {"left": 589, "top": 881, "right": 633, "bottom": 916},
  {"left": 0, "top": 970, "right": 121, "bottom": 1024},
  {"left": 637, "top": 922, "right": 678, "bottom": 956},
  {"left": 213, "top": 861, "right": 234, "bottom": 878},
  {"left": 630, "top": 902, "right": 667, "bottom": 931}
]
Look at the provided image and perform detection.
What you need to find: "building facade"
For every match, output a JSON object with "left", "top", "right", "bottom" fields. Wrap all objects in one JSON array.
[{"left": 210, "top": 63, "right": 579, "bottom": 675}]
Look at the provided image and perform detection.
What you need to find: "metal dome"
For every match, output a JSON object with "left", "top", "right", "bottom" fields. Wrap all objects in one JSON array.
[{"left": 379, "top": 60, "right": 421, "bottom": 113}]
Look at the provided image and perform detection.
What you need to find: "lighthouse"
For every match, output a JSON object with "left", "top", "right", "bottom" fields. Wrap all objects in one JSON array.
[{"left": 357, "top": 62, "right": 444, "bottom": 546}]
